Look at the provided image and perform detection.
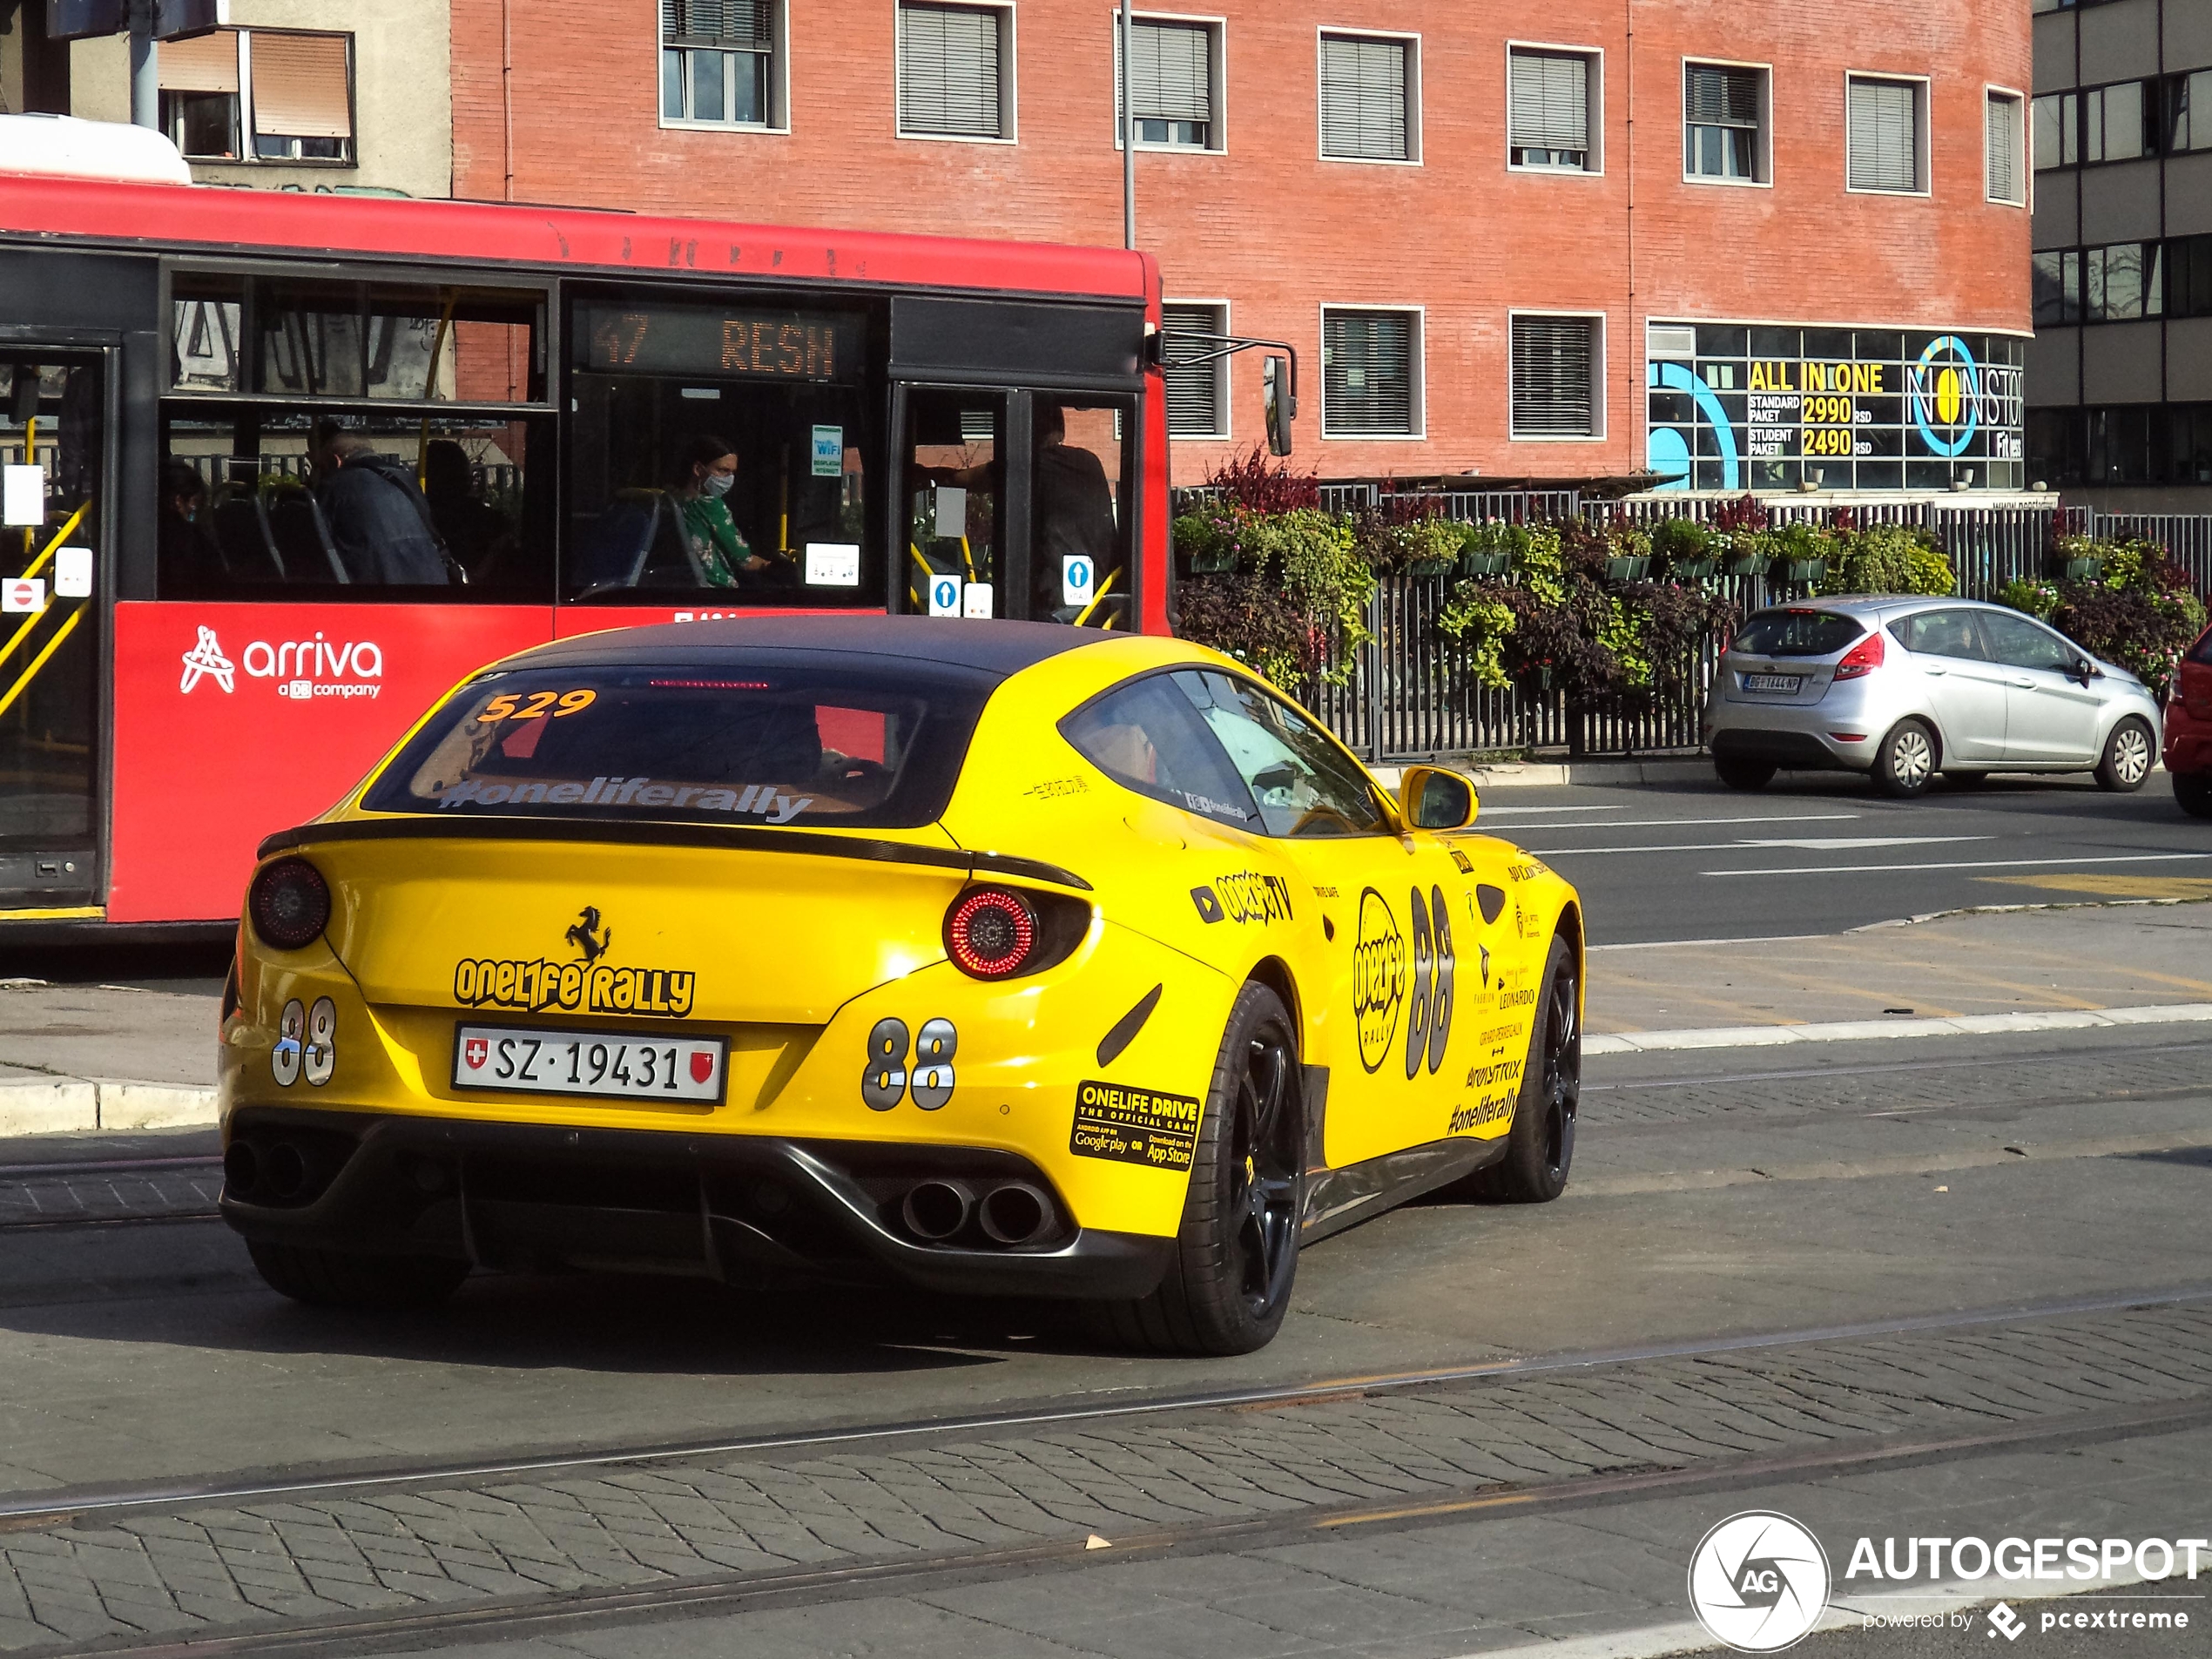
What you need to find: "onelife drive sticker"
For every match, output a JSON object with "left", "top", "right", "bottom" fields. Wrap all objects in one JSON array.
[{"left": 1070, "top": 1079, "right": 1200, "bottom": 1170}]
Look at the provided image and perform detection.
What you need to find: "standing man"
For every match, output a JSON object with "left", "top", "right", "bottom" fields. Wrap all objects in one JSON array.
[{"left": 313, "top": 426, "right": 452, "bottom": 586}]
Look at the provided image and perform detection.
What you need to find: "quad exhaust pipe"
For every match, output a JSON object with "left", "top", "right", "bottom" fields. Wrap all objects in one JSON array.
[
  {"left": 900, "top": 1179, "right": 974, "bottom": 1241},
  {"left": 223, "top": 1137, "right": 309, "bottom": 1204},
  {"left": 977, "top": 1182, "right": 1050, "bottom": 1245}
]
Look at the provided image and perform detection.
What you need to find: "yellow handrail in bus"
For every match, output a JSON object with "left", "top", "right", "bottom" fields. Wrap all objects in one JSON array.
[
  {"left": 1072, "top": 566, "right": 1121, "bottom": 628},
  {"left": 0, "top": 501, "right": 88, "bottom": 672},
  {"left": 416, "top": 289, "right": 460, "bottom": 489},
  {"left": 0, "top": 602, "right": 83, "bottom": 723}
]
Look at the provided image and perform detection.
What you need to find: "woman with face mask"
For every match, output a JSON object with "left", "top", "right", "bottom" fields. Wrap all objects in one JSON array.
[{"left": 671, "top": 434, "right": 780, "bottom": 589}]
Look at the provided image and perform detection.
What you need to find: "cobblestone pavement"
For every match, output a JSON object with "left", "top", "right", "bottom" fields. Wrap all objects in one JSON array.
[
  {"left": 1581, "top": 1035, "right": 2212, "bottom": 1130},
  {"left": 2, "top": 1301, "right": 2208, "bottom": 1652},
  {"left": 0, "top": 1165, "right": 219, "bottom": 1231}
]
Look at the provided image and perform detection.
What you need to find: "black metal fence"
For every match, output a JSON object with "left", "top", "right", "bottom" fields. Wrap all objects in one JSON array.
[{"left": 1264, "top": 493, "right": 2211, "bottom": 763}]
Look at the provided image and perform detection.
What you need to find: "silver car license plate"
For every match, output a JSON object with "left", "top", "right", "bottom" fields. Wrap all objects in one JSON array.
[
  {"left": 1742, "top": 672, "right": 1804, "bottom": 693},
  {"left": 452, "top": 1024, "right": 727, "bottom": 1103}
]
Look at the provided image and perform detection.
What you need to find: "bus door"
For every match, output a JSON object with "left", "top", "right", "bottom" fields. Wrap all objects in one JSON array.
[
  {"left": 0, "top": 350, "right": 105, "bottom": 915},
  {"left": 896, "top": 386, "right": 1132, "bottom": 625}
]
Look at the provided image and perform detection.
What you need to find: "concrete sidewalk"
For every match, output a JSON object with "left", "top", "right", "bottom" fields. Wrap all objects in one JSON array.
[{"left": 3, "top": 900, "right": 2207, "bottom": 1135}]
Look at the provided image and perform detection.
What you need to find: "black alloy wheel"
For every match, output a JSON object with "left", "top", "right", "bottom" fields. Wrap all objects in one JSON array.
[
  {"left": 1094, "top": 981, "right": 1304, "bottom": 1355},
  {"left": 1451, "top": 934, "right": 1580, "bottom": 1204}
]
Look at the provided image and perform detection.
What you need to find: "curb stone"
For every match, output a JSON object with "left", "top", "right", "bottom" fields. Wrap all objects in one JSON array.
[
  {"left": 0, "top": 1078, "right": 216, "bottom": 1135},
  {"left": 1586, "top": 1001, "right": 2212, "bottom": 1055}
]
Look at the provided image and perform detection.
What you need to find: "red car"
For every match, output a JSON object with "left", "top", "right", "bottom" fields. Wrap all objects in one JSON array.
[{"left": 2169, "top": 624, "right": 2212, "bottom": 818}]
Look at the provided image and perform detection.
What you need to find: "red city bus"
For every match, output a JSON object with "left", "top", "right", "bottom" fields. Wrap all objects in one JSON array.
[{"left": 0, "top": 172, "right": 1173, "bottom": 937}]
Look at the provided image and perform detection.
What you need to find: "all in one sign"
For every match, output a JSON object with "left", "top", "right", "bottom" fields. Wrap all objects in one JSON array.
[{"left": 1645, "top": 321, "right": 2027, "bottom": 493}]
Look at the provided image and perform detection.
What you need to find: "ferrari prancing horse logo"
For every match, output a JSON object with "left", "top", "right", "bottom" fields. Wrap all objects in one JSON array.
[{"left": 565, "top": 906, "right": 611, "bottom": 963}]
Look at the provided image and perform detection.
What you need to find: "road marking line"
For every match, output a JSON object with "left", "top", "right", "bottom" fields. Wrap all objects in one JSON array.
[
  {"left": 1702, "top": 852, "right": 2212, "bottom": 876},
  {"left": 1541, "top": 835, "right": 1984, "bottom": 855},
  {"left": 1499, "top": 813, "right": 1862, "bottom": 832},
  {"left": 1589, "top": 934, "right": 1833, "bottom": 952},
  {"left": 1476, "top": 804, "right": 1629, "bottom": 817},
  {"left": 1585, "top": 1001, "right": 2212, "bottom": 1054}
]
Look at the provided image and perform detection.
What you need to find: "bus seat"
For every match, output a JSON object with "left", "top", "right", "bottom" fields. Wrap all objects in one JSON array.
[
  {"left": 570, "top": 489, "right": 681, "bottom": 597},
  {"left": 260, "top": 489, "right": 348, "bottom": 583},
  {"left": 211, "top": 496, "right": 284, "bottom": 582}
]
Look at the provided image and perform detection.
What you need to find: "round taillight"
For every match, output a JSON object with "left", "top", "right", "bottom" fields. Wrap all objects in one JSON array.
[
  {"left": 249, "top": 857, "right": 330, "bottom": 952},
  {"left": 945, "top": 887, "right": 1038, "bottom": 980}
]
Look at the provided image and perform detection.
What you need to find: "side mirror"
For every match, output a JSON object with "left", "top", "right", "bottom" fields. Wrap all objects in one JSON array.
[
  {"left": 2075, "top": 658, "right": 2099, "bottom": 685},
  {"left": 1263, "top": 355, "right": 1295, "bottom": 458},
  {"left": 1400, "top": 765, "right": 1478, "bottom": 831}
]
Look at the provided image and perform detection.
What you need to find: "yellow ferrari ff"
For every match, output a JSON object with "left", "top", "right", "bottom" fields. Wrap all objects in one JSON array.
[{"left": 220, "top": 617, "right": 1584, "bottom": 1354}]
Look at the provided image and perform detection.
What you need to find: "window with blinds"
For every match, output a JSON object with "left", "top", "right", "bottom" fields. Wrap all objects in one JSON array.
[
  {"left": 1118, "top": 19, "right": 1215, "bottom": 149},
  {"left": 661, "top": 0, "right": 778, "bottom": 126},
  {"left": 1161, "top": 303, "right": 1227, "bottom": 437},
  {"left": 1319, "top": 34, "right": 1412, "bottom": 162},
  {"left": 158, "top": 28, "right": 240, "bottom": 159},
  {"left": 1684, "top": 62, "right": 1763, "bottom": 180},
  {"left": 1848, "top": 76, "right": 1922, "bottom": 193},
  {"left": 1508, "top": 49, "right": 1592, "bottom": 171},
  {"left": 1321, "top": 310, "right": 1418, "bottom": 437},
  {"left": 899, "top": 3, "right": 1008, "bottom": 139},
  {"left": 1986, "top": 90, "right": 2025, "bottom": 203},
  {"left": 159, "top": 30, "right": 352, "bottom": 163},
  {"left": 1510, "top": 315, "right": 1599, "bottom": 439}
]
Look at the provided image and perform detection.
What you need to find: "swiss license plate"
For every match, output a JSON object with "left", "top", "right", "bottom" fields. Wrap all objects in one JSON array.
[
  {"left": 1743, "top": 672, "right": 1803, "bottom": 693},
  {"left": 451, "top": 1025, "right": 727, "bottom": 1103}
]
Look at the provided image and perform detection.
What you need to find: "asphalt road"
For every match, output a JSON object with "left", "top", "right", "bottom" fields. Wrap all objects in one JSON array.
[
  {"left": 1480, "top": 771, "right": 2209, "bottom": 945},
  {"left": 2, "top": 1020, "right": 2208, "bottom": 1657}
]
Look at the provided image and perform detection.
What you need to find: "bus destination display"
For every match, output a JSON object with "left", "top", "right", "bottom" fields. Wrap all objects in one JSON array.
[{"left": 579, "top": 302, "right": 861, "bottom": 383}]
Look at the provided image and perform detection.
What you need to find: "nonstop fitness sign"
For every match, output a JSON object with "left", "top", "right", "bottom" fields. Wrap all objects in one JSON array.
[{"left": 1645, "top": 321, "right": 2027, "bottom": 494}]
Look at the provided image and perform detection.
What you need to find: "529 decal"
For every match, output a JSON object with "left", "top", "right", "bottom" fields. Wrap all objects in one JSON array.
[{"left": 1403, "top": 885, "right": 1454, "bottom": 1079}]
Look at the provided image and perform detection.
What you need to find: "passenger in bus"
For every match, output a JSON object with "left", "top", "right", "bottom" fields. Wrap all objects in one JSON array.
[
  {"left": 156, "top": 458, "right": 224, "bottom": 595},
  {"left": 672, "top": 435, "right": 792, "bottom": 589},
  {"left": 313, "top": 428, "right": 452, "bottom": 586},
  {"left": 1032, "top": 404, "right": 1117, "bottom": 618},
  {"left": 422, "top": 440, "right": 509, "bottom": 581}
]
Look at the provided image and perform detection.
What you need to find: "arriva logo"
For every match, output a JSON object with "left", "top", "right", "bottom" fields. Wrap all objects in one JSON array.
[{"left": 180, "top": 627, "right": 385, "bottom": 700}]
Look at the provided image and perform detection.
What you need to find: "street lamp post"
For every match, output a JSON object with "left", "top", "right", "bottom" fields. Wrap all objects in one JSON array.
[{"left": 128, "top": 0, "right": 158, "bottom": 128}]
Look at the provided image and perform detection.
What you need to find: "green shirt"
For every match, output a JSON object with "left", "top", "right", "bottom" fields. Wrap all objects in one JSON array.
[{"left": 680, "top": 494, "right": 751, "bottom": 589}]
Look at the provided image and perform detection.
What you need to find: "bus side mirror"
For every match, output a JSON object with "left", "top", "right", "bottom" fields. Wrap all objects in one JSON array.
[{"left": 1263, "top": 355, "right": 1295, "bottom": 457}]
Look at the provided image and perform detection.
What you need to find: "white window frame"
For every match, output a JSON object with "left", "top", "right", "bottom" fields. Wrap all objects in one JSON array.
[
  {"left": 1681, "top": 56, "right": 1772, "bottom": 189},
  {"left": 1318, "top": 302, "right": 1426, "bottom": 442},
  {"left": 1844, "top": 69, "right": 1932, "bottom": 198},
  {"left": 1504, "top": 40, "right": 1603, "bottom": 178},
  {"left": 1507, "top": 309, "right": 1607, "bottom": 442},
  {"left": 656, "top": 0, "right": 792, "bottom": 135},
  {"left": 1161, "top": 297, "right": 1232, "bottom": 441},
  {"left": 895, "top": 0, "right": 1018, "bottom": 146},
  {"left": 1314, "top": 27, "right": 1421, "bottom": 167},
  {"left": 1111, "top": 10, "right": 1228, "bottom": 154},
  {"left": 1985, "top": 82, "right": 2028, "bottom": 206}
]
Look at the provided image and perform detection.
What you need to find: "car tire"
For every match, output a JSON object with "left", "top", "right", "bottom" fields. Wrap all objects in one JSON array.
[
  {"left": 1446, "top": 935, "right": 1580, "bottom": 1204},
  {"left": 2175, "top": 773, "right": 2212, "bottom": 819},
  {"left": 246, "top": 1240, "right": 469, "bottom": 1311},
  {"left": 1714, "top": 755, "right": 1776, "bottom": 791},
  {"left": 2094, "top": 718, "right": 2156, "bottom": 793},
  {"left": 1872, "top": 718, "right": 1937, "bottom": 799},
  {"left": 1093, "top": 981, "right": 1305, "bottom": 1356}
]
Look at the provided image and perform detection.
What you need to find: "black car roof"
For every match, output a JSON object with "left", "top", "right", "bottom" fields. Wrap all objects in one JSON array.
[{"left": 497, "top": 616, "right": 1110, "bottom": 680}]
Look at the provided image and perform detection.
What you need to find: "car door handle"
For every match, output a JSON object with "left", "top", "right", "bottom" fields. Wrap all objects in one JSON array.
[
  {"left": 2013, "top": 678, "right": 2036, "bottom": 689},
  {"left": 1921, "top": 664, "right": 1947, "bottom": 676}
]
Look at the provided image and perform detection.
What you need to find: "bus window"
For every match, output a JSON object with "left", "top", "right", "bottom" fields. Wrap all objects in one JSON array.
[
  {"left": 1032, "top": 398, "right": 1130, "bottom": 627},
  {"left": 902, "top": 389, "right": 1005, "bottom": 619},
  {"left": 159, "top": 272, "right": 552, "bottom": 601},
  {"left": 566, "top": 297, "right": 875, "bottom": 607}
]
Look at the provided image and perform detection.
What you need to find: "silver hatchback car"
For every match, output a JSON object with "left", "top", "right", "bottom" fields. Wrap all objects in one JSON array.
[{"left": 1703, "top": 597, "right": 2164, "bottom": 797}]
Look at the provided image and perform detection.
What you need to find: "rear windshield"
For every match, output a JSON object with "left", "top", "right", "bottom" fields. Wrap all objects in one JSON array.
[
  {"left": 1731, "top": 610, "right": 1865, "bottom": 658},
  {"left": 360, "top": 660, "right": 993, "bottom": 829}
]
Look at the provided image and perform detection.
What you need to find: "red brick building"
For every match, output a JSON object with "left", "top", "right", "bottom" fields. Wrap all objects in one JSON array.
[{"left": 449, "top": 0, "right": 2032, "bottom": 491}]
